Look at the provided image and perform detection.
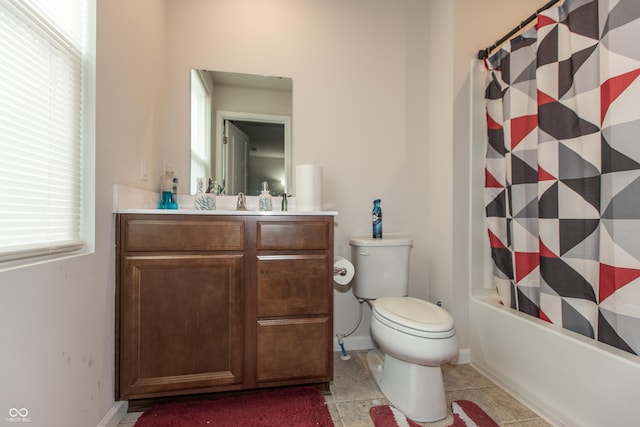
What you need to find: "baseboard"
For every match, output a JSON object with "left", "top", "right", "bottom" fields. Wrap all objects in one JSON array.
[
  {"left": 96, "top": 401, "right": 128, "bottom": 427},
  {"left": 333, "top": 334, "right": 372, "bottom": 352}
]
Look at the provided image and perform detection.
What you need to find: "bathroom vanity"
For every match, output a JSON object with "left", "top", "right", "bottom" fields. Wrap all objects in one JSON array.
[{"left": 114, "top": 211, "right": 334, "bottom": 401}]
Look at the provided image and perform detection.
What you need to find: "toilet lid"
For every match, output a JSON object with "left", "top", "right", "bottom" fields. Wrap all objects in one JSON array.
[{"left": 373, "top": 297, "right": 454, "bottom": 334}]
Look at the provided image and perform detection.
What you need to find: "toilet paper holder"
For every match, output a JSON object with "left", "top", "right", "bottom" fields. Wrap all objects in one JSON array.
[
  {"left": 332, "top": 256, "right": 354, "bottom": 286},
  {"left": 334, "top": 266, "right": 348, "bottom": 276}
]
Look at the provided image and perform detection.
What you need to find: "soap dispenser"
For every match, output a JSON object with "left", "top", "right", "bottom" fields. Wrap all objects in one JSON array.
[{"left": 258, "top": 181, "right": 273, "bottom": 211}]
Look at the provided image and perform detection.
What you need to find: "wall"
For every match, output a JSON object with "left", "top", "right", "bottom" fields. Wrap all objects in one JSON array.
[{"left": 98, "top": 1, "right": 167, "bottom": 194}]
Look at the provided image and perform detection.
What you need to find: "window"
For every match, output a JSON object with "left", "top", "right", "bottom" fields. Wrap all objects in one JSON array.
[
  {"left": 190, "top": 69, "right": 211, "bottom": 195},
  {"left": 0, "top": 0, "right": 93, "bottom": 263}
]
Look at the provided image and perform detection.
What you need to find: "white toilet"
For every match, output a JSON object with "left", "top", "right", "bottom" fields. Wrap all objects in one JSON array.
[{"left": 349, "top": 234, "right": 458, "bottom": 422}]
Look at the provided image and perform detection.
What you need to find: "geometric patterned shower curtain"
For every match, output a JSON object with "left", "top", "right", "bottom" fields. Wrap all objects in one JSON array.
[{"left": 484, "top": 0, "right": 640, "bottom": 356}]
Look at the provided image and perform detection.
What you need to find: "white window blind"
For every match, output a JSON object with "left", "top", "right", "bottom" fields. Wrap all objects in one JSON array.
[
  {"left": 190, "top": 69, "right": 211, "bottom": 195},
  {"left": 0, "top": 0, "right": 86, "bottom": 262}
]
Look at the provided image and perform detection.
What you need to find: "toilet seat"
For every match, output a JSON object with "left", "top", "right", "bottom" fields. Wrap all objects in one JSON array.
[{"left": 373, "top": 297, "right": 455, "bottom": 339}]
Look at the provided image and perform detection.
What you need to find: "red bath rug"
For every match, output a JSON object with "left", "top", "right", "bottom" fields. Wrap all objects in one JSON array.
[
  {"left": 450, "top": 400, "right": 499, "bottom": 427},
  {"left": 370, "top": 400, "right": 498, "bottom": 427},
  {"left": 369, "top": 405, "right": 421, "bottom": 427},
  {"left": 133, "top": 386, "right": 333, "bottom": 427}
]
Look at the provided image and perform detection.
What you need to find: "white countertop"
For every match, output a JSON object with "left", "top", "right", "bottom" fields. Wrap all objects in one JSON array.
[
  {"left": 115, "top": 208, "right": 337, "bottom": 216},
  {"left": 112, "top": 184, "right": 337, "bottom": 216}
]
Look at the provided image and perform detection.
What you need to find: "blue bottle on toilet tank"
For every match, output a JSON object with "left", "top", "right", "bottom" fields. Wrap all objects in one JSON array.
[{"left": 372, "top": 199, "right": 382, "bottom": 238}]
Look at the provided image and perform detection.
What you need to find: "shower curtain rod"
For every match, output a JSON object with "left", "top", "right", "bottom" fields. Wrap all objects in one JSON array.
[{"left": 476, "top": 0, "right": 561, "bottom": 60}]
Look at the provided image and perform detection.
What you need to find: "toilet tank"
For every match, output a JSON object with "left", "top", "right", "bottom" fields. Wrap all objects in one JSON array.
[{"left": 349, "top": 234, "right": 413, "bottom": 299}]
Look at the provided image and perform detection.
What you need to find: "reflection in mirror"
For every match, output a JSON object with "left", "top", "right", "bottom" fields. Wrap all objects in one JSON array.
[{"left": 190, "top": 70, "right": 292, "bottom": 196}]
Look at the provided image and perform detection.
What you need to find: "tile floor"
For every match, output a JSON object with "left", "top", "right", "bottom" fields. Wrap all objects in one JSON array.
[{"left": 117, "top": 350, "right": 552, "bottom": 427}]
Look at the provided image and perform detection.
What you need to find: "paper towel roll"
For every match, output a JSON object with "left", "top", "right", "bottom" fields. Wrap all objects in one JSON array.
[
  {"left": 295, "top": 164, "right": 322, "bottom": 211},
  {"left": 333, "top": 256, "right": 354, "bottom": 286}
]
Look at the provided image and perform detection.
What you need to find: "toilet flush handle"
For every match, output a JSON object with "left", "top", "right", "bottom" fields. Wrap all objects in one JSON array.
[{"left": 359, "top": 250, "right": 371, "bottom": 256}]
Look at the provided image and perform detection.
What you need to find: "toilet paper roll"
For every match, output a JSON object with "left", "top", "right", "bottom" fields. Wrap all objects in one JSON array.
[
  {"left": 295, "top": 164, "right": 322, "bottom": 211},
  {"left": 333, "top": 256, "right": 355, "bottom": 286}
]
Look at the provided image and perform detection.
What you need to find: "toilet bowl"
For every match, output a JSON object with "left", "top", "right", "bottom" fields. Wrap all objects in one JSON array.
[
  {"left": 349, "top": 234, "right": 458, "bottom": 422},
  {"left": 367, "top": 297, "right": 458, "bottom": 422}
]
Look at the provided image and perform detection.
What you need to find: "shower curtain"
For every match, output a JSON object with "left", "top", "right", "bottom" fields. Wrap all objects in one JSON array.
[{"left": 484, "top": 0, "right": 640, "bottom": 355}]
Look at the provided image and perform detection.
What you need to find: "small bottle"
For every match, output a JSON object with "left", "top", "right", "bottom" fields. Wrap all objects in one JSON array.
[
  {"left": 372, "top": 199, "right": 382, "bottom": 238},
  {"left": 281, "top": 193, "right": 288, "bottom": 211},
  {"left": 258, "top": 181, "right": 273, "bottom": 211},
  {"left": 171, "top": 177, "right": 179, "bottom": 209},
  {"left": 159, "top": 169, "right": 173, "bottom": 209},
  {"left": 195, "top": 177, "right": 215, "bottom": 210}
]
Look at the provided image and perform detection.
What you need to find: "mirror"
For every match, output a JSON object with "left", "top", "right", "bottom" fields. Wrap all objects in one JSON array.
[{"left": 190, "top": 69, "right": 292, "bottom": 196}]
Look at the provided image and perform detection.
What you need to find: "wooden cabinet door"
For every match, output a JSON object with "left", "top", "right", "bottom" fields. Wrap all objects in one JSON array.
[{"left": 119, "top": 254, "right": 243, "bottom": 399}]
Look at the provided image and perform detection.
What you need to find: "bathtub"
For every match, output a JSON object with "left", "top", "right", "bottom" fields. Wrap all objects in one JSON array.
[{"left": 469, "top": 289, "right": 640, "bottom": 427}]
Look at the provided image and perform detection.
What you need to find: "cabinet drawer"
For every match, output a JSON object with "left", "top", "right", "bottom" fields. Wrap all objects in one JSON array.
[
  {"left": 256, "top": 220, "right": 330, "bottom": 250},
  {"left": 256, "top": 255, "right": 331, "bottom": 317},
  {"left": 122, "top": 217, "right": 244, "bottom": 251},
  {"left": 256, "top": 317, "right": 330, "bottom": 382}
]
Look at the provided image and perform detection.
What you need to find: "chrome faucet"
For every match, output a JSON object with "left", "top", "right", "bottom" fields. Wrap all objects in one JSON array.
[{"left": 236, "top": 192, "right": 247, "bottom": 210}]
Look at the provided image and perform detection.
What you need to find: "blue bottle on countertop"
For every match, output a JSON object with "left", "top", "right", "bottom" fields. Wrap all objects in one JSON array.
[{"left": 372, "top": 199, "right": 382, "bottom": 238}]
